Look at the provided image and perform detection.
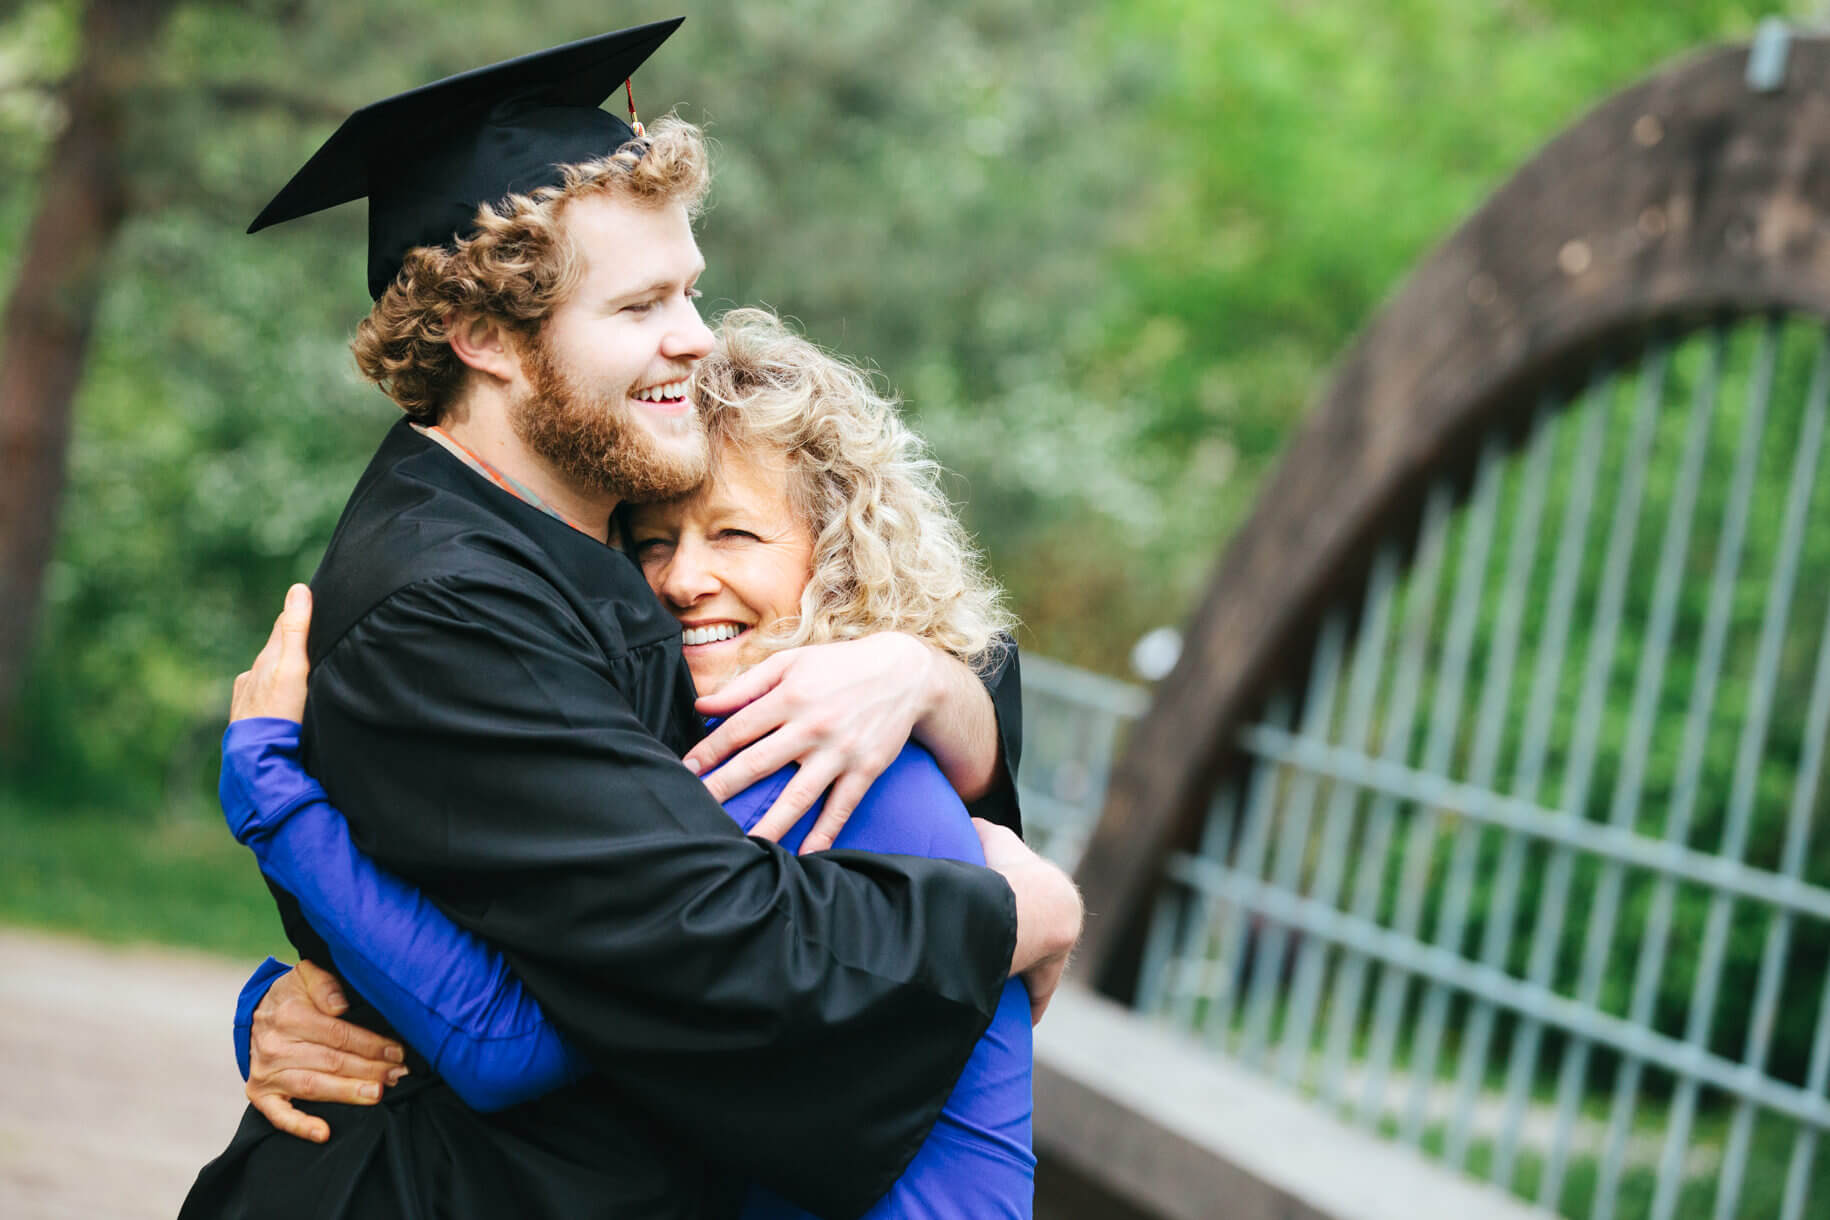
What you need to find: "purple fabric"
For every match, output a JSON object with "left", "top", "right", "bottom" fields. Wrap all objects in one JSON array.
[{"left": 222, "top": 719, "right": 1033, "bottom": 1217}]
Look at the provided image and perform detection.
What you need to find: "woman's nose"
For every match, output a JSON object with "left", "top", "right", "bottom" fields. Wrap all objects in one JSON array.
[{"left": 658, "top": 542, "right": 720, "bottom": 606}]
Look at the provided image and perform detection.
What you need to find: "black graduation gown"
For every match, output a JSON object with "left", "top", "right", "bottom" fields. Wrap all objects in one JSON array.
[{"left": 181, "top": 421, "right": 1021, "bottom": 1220}]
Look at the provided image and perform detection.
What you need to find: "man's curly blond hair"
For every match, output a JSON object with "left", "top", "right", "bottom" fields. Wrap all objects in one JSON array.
[
  {"left": 686, "top": 307, "right": 1017, "bottom": 673},
  {"left": 351, "top": 115, "right": 711, "bottom": 422}
]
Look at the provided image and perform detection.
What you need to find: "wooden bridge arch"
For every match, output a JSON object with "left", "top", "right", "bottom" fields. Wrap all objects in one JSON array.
[{"left": 1073, "top": 31, "right": 1830, "bottom": 992}]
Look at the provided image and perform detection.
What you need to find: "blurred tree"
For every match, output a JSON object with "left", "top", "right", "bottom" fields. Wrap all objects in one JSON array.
[
  {"left": 0, "top": 0, "right": 178, "bottom": 738},
  {"left": 0, "top": 0, "right": 1807, "bottom": 798}
]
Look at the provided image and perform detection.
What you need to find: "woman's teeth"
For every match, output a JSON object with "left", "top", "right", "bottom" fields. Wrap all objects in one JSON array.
[
  {"left": 634, "top": 380, "right": 688, "bottom": 403},
  {"left": 682, "top": 623, "right": 744, "bottom": 646}
]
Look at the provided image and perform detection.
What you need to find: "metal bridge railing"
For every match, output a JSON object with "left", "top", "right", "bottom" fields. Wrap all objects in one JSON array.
[
  {"left": 1127, "top": 318, "right": 1830, "bottom": 1220},
  {"left": 1016, "top": 652, "right": 1148, "bottom": 873}
]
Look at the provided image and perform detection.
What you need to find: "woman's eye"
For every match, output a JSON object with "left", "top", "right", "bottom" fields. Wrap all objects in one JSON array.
[
  {"left": 718, "top": 529, "right": 759, "bottom": 543},
  {"left": 622, "top": 300, "right": 658, "bottom": 315},
  {"left": 632, "top": 538, "right": 672, "bottom": 559}
]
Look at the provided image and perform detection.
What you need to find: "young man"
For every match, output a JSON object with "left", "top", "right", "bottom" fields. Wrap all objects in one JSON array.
[{"left": 180, "top": 20, "right": 1079, "bottom": 1220}]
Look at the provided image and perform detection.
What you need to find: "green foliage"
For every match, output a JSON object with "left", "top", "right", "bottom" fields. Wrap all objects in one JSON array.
[
  {"left": 1079, "top": 0, "right": 1814, "bottom": 655},
  {"left": 2, "top": 0, "right": 1820, "bottom": 1013}
]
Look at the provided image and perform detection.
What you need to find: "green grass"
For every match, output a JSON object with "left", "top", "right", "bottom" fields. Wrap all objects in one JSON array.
[{"left": 0, "top": 790, "right": 289, "bottom": 960}]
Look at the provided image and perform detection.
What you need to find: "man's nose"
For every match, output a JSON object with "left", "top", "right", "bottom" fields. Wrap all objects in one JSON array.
[{"left": 662, "top": 297, "right": 716, "bottom": 361}]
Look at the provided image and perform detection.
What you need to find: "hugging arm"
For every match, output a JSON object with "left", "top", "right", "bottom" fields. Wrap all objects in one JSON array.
[
  {"left": 221, "top": 717, "right": 588, "bottom": 1111},
  {"left": 688, "top": 633, "right": 1024, "bottom": 850},
  {"left": 287, "top": 571, "right": 1027, "bottom": 1218}
]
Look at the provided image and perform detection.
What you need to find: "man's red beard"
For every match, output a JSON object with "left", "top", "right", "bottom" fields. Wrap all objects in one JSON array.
[{"left": 510, "top": 332, "right": 709, "bottom": 504}]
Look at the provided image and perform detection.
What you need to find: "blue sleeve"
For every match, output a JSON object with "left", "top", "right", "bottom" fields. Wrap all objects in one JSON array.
[
  {"left": 219, "top": 718, "right": 589, "bottom": 1110},
  {"left": 785, "top": 744, "right": 986, "bottom": 865},
  {"left": 742, "top": 748, "right": 1036, "bottom": 1219},
  {"left": 233, "top": 957, "right": 292, "bottom": 1081}
]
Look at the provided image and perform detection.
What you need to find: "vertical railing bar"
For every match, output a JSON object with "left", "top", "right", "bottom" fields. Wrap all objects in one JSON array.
[
  {"left": 1175, "top": 784, "right": 1242, "bottom": 1034},
  {"left": 1136, "top": 881, "right": 1184, "bottom": 1017},
  {"left": 1362, "top": 438, "right": 1502, "bottom": 1145},
  {"left": 1548, "top": 336, "right": 1680, "bottom": 1210},
  {"left": 1499, "top": 354, "right": 1663, "bottom": 1198},
  {"left": 1780, "top": 958, "right": 1830, "bottom": 1220},
  {"left": 1276, "top": 561, "right": 1400, "bottom": 1087},
  {"left": 1204, "top": 691, "right": 1296, "bottom": 1051},
  {"left": 1719, "top": 434, "right": 1830, "bottom": 1220},
  {"left": 1080, "top": 704, "right": 1129, "bottom": 875},
  {"left": 1650, "top": 329, "right": 1830, "bottom": 1220},
  {"left": 1530, "top": 331, "right": 1694, "bottom": 1215},
  {"left": 1584, "top": 320, "right": 1775, "bottom": 1219},
  {"left": 1320, "top": 484, "right": 1454, "bottom": 1118},
  {"left": 1161, "top": 792, "right": 1236, "bottom": 1023},
  {"left": 1448, "top": 392, "right": 1601, "bottom": 1177},
  {"left": 1398, "top": 437, "right": 1544, "bottom": 1148},
  {"left": 1241, "top": 613, "right": 1350, "bottom": 1066}
]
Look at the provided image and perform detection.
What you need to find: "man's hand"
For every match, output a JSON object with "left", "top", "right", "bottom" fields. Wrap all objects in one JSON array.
[
  {"left": 231, "top": 584, "right": 313, "bottom": 723},
  {"left": 686, "top": 634, "right": 944, "bottom": 852},
  {"left": 975, "top": 819, "right": 1082, "bottom": 1024},
  {"left": 246, "top": 959, "right": 408, "bottom": 1143}
]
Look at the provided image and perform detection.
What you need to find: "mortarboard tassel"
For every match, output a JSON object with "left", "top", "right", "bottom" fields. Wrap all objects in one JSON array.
[{"left": 625, "top": 78, "right": 643, "bottom": 138}]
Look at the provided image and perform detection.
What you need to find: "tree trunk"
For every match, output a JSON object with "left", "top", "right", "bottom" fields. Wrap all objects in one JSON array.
[{"left": 0, "top": 0, "right": 179, "bottom": 740}]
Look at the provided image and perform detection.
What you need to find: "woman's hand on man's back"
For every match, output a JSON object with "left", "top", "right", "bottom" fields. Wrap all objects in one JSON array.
[{"left": 231, "top": 583, "right": 313, "bottom": 723}]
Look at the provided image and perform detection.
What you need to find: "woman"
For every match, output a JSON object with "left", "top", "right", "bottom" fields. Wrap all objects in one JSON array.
[{"left": 219, "top": 307, "right": 1035, "bottom": 1218}]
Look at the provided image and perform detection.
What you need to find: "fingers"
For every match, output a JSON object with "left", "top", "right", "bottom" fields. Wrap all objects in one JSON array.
[
  {"left": 249, "top": 1088, "right": 331, "bottom": 1144},
  {"left": 253, "top": 1035, "right": 403, "bottom": 1089},
  {"left": 294, "top": 958, "right": 349, "bottom": 1016},
  {"left": 277, "top": 1005, "right": 404, "bottom": 1067},
  {"left": 683, "top": 697, "right": 791, "bottom": 783},
  {"left": 746, "top": 754, "right": 840, "bottom": 843},
  {"left": 254, "top": 964, "right": 406, "bottom": 1068},
  {"left": 691, "top": 651, "right": 790, "bottom": 719},
  {"left": 797, "top": 772, "right": 874, "bottom": 855},
  {"left": 699, "top": 720, "right": 807, "bottom": 804},
  {"left": 1022, "top": 954, "right": 1068, "bottom": 1026},
  {"left": 275, "top": 584, "right": 312, "bottom": 681},
  {"left": 230, "top": 585, "right": 315, "bottom": 722},
  {"left": 262, "top": 1060, "right": 398, "bottom": 1102},
  {"left": 279, "top": 583, "right": 312, "bottom": 638}
]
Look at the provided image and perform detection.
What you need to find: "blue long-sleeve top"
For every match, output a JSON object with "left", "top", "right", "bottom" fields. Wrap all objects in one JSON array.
[{"left": 222, "top": 717, "right": 1034, "bottom": 1219}]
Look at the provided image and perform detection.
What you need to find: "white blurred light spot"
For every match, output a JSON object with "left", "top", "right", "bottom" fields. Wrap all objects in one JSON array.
[{"left": 1131, "top": 626, "right": 1183, "bottom": 682}]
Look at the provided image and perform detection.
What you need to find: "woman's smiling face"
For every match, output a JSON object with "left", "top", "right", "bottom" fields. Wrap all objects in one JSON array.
[{"left": 625, "top": 443, "right": 816, "bottom": 697}]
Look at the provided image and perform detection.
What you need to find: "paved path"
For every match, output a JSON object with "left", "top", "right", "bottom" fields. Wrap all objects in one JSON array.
[{"left": 0, "top": 927, "right": 252, "bottom": 1220}]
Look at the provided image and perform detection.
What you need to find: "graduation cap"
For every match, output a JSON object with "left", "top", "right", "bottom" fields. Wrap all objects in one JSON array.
[{"left": 248, "top": 17, "right": 685, "bottom": 299}]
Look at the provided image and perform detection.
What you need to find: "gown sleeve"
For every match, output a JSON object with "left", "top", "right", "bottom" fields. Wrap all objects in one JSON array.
[
  {"left": 220, "top": 718, "right": 588, "bottom": 1110},
  {"left": 219, "top": 647, "right": 1029, "bottom": 1120},
  {"left": 292, "top": 569, "right": 1018, "bottom": 1219},
  {"left": 962, "top": 640, "right": 1023, "bottom": 835}
]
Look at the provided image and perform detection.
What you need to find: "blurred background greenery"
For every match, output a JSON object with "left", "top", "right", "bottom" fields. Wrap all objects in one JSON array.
[{"left": 0, "top": 0, "right": 1811, "bottom": 959}]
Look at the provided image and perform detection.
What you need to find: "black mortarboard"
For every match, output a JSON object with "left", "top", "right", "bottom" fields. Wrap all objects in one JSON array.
[{"left": 248, "top": 18, "right": 684, "bottom": 299}]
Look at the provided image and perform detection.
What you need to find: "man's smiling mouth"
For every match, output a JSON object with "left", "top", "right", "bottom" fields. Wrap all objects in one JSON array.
[{"left": 633, "top": 380, "right": 689, "bottom": 405}]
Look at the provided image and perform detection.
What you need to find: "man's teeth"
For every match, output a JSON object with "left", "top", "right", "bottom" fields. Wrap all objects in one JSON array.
[
  {"left": 634, "top": 380, "right": 689, "bottom": 403},
  {"left": 683, "top": 623, "right": 744, "bottom": 646}
]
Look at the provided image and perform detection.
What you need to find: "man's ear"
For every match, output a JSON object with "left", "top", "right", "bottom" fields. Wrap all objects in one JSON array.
[{"left": 446, "top": 314, "right": 522, "bottom": 384}]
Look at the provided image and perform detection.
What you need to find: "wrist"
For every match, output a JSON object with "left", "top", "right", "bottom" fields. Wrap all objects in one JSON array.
[{"left": 911, "top": 636, "right": 949, "bottom": 729}]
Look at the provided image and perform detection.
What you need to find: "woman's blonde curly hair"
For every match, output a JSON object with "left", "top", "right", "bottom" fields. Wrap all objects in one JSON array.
[
  {"left": 352, "top": 115, "right": 711, "bottom": 422},
  {"left": 686, "top": 307, "right": 1017, "bottom": 673}
]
